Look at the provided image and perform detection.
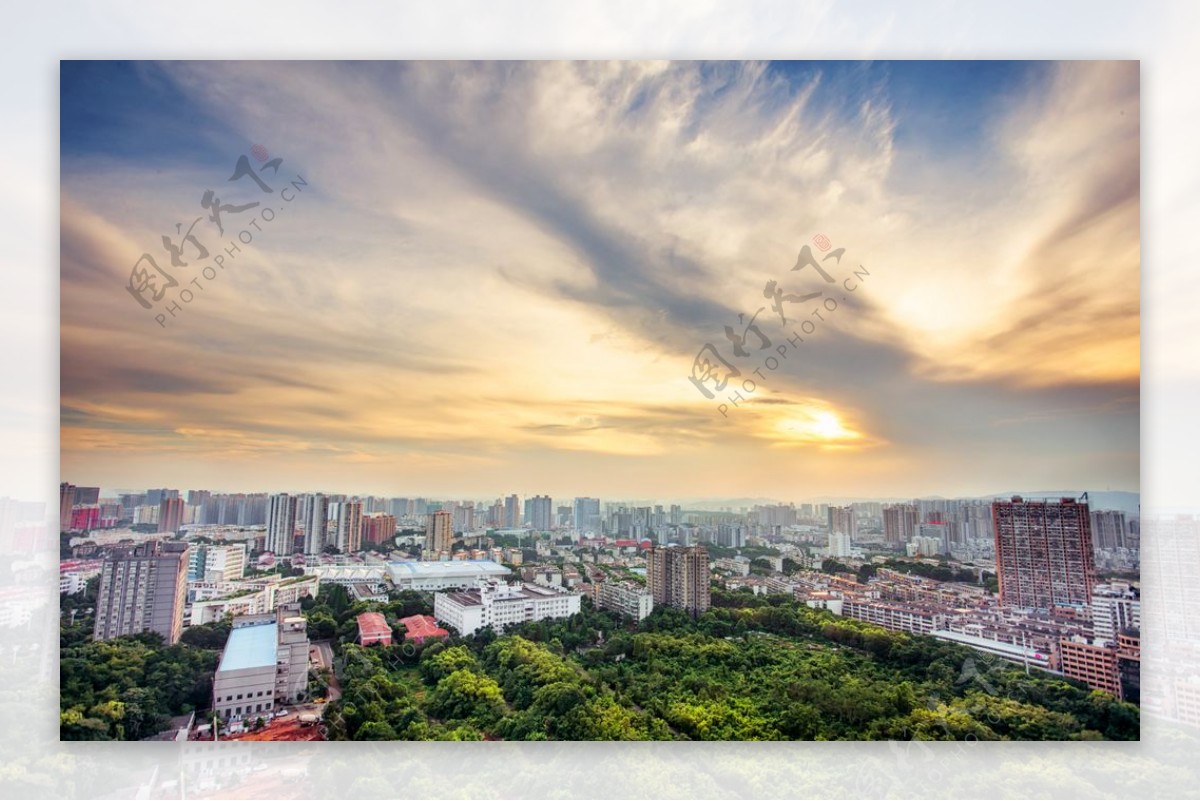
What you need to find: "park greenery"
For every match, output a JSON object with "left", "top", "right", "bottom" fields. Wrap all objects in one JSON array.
[
  {"left": 60, "top": 571, "right": 1138, "bottom": 742},
  {"left": 315, "top": 584, "right": 1138, "bottom": 742}
]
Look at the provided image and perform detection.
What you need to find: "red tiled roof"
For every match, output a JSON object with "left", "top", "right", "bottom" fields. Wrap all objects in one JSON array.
[
  {"left": 356, "top": 611, "right": 391, "bottom": 640},
  {"left": 399, "top": 614, "right": 449, "bottom": 640}
]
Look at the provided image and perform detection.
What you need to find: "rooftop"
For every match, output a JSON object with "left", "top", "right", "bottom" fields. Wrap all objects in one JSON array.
[
  {"left": 217, "top": 622, "right": 278, "bottom": 672},
  {"left": 440, "top": 581, "right": 577, "bottom": 607},
  {"left": 356, "top": 612, "right": 391, "bottom": 639},
  {"left": 387, "top": 560, "right": 510, "bottom": 580},
  {"left": 399, "top": 614, "right": 449, "bottom": 640}
]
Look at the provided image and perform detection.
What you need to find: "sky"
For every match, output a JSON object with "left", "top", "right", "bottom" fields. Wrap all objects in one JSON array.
[{"left": 59, "top": 60, "right": 1140, "bottom": 503}]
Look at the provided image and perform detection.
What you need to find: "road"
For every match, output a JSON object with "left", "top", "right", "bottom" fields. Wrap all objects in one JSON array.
[{"left": 310, "top": 639, "right": 341, "bottom": 702}]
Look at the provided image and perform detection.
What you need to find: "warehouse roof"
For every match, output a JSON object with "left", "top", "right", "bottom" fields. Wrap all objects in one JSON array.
[
  {"left": 387, "top": 560, "right": 510, "bottom": 580},
  {"left": 217, "top": 622, "right": 278, "bottom": 672}
]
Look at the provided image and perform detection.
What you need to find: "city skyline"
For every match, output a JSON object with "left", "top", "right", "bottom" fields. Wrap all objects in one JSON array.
[
  {"left": 61, "top": 60, "right": 1139, "bottom": 500},
  {"left": 64, "top": 480, "right": 1141, "bottom": 513}
]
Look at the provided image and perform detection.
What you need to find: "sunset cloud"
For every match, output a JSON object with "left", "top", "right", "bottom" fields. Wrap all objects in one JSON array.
[{"left": 60, "top": 60, "right": 1139, "bottom": 500}]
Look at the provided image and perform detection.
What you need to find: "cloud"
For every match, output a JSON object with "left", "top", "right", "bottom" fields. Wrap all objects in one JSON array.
[{"left": 59, "top": 61, "right": 1139, "bottom": 498}]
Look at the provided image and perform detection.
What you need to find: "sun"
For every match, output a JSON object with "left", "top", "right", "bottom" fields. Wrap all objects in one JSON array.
[{"left": 772, "top": 407, "right": 864, "bottom": 447}]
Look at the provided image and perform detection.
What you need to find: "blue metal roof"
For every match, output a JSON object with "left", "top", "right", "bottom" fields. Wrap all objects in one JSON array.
[{"left": 217, "top": 623, "right": 278, "bottom": 672}]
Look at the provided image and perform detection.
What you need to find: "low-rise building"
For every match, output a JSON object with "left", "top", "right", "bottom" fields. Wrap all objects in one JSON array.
[
  {"left": 356, "top": 611, "right": 393, "bottom": 646},
  {"left": 349, "top": 582, "right": 389, "bottom": 603},
  {"left": 712, "top": 557, "right": 751, "bottom": 576},
  {"left": 188, "top": 574, "right": 319, "bottom": 626},
  {"left": 1117, "top": 630, "right": 1140, "bottom": 704},
  {"left": 309, "top": 560, "right": 512, "bottom": 592},
  {"left": 839, "top": 597, "right": 944, "bottom": 635},
  {"left": 1091, "top": 582, "right": 1141, "bottom": 647},
  {"left": 389, "top": 560, "right": 512, "bottom": 591},
  {"left": 59, "top": 561, "right": 103, "bottom": 595},
  {"left": 595, "top": 580, "right": 654, "bottom": 622},
  {"left": 434, "top": 580, "right": 582, "bottom": 636},
  {"left": 212, "top": 603, "right": 309, "bottom": 722},
  {"left": 399, "top": 614, "right": 449, "bottom": 644},
  {"left": 931, "top": 629, "right": 1054, "bottom": 671},
  {"left": 1059, "top": 638, "right": 1121, "bottom": 698}
]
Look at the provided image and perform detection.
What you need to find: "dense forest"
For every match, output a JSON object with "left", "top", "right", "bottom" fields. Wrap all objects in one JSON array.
[{"left": 315, "top": 585, "right": 1139, "bottom": 742}]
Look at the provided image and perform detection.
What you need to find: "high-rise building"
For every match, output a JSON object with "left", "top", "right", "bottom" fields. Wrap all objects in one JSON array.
[
  {"left": 145, "top": 488, "right": 176, "bottom": 507},
  {"left": 364, "top": 513, "right": 397, "bottom": 546},
  {"left": 827, "top": 506, "right": 857, "bottom": 542},
  {"left": 595, "top": 580, "right": 655, "bottom": 621},
  {"left": 715, "top": 524, "right": 746, "bottom": 548},
  {"left": 118, "top": 492, "right": 146, "bottom": 517},
  {"left": 828, "top": 531, "right": 853, "bottom": 558},
  {"left": 70, "top": 505, "right": 100, "bottom": 531},
  {"left": 233, "top": 493, "right": 267, "bottom": 526},
  {"left": 646, "top": 545, "right": 710, "bottom": 618},
  {"left": 158, "top": 496, "right": 185, "bottom": 533},
  {"left": 883, "top": 504, "right": 919, "bottom": 545},
  {"left": 757, "top": 504, "right": 797, "bottom": 529},
  {"left": 330, "top": 500, "right": 363, "bottom": 553},
  {"left": 59, "top": 482, "right": 75, "bottom": 531},
  {"left": 487, "top": 500, "right": 504, "bottom": 527},
  {"left": 918, "top": 522, "right": 949, "bottom": 554},
  {"left": 448, "top": 502, "right": 475, "bottom": 533},
  {"left": 94, "top": 541, "right": 188, "bottom": 644},
  {"left": 188, "top": 542, "right": 248, "bottom": 582},
  {"left": 425, "top": 510, "right": 454, "bottom": 553},
  {"left": 992, "top": 496, "right": 1096, "bottom": 610},
  {"left": 133, "top": 504, "right": 160, "bottom": 526},
  {"left": 266, "top": 493, "right": 298, "bottom": 555},
  {"left": 573, "top": 497, "right": 601, "bottom": 536},
  {"left": 504, "top": 494, "right": 521, "bottom": 529},
  {"left": 298, "top": 493, "right": 329, "bottom": 555},
  {"left": 1091, "top": 510, "right": 1128, "bottom": 551},
  {"left": 527, "top": 495, "right": 553, "bottom": 531},
  {"left": 74, "top": 486, "right": 101, "bottom": 506}
]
